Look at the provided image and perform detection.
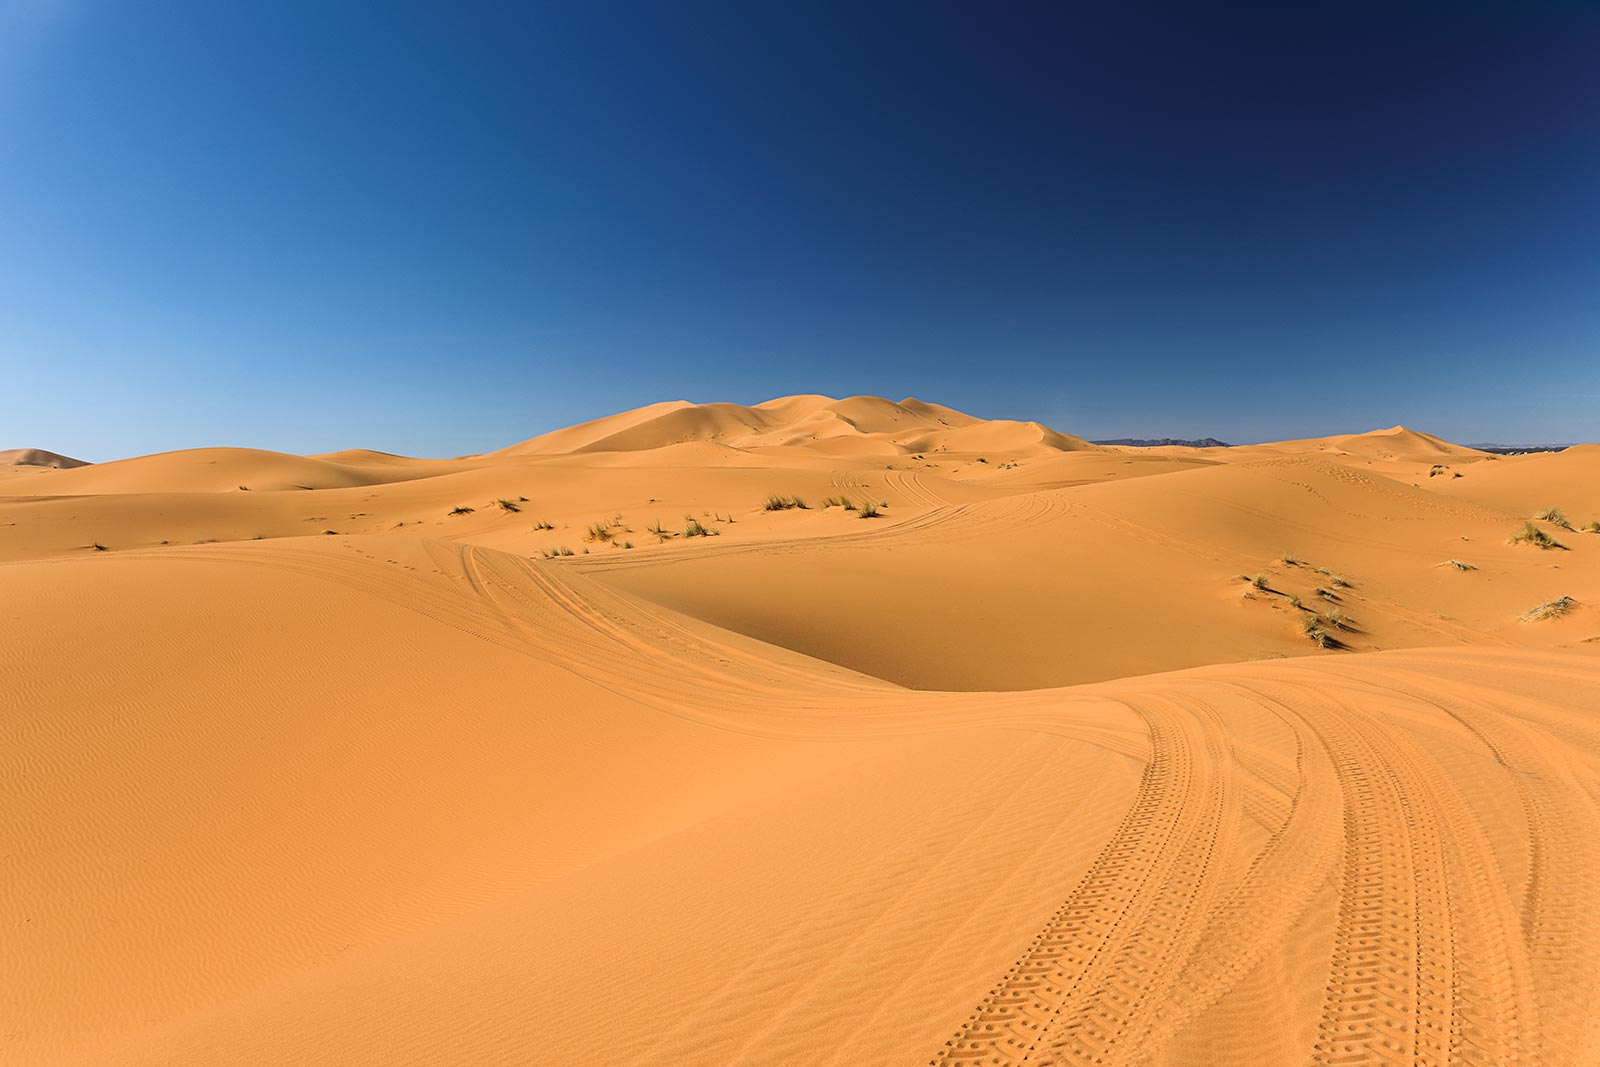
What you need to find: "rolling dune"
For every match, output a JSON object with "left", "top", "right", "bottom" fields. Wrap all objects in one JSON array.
[{"left": 4, "top": 396, "right": 1599, "bottom": 1065}]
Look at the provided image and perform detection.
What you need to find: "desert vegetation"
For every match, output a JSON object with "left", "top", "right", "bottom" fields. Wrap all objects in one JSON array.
[
  {"left": 1509, "top": 522, "right": 1566, "bottom": 550},
  {"left": 1534, "top": 506, "right": 1572, "bottom": 529},
  {"left": 1521, "top": 595, "right": 1576, "bottom": 622}
]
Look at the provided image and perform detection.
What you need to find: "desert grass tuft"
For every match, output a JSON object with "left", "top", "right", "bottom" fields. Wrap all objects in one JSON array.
[
  {"left": 1300, "top": 615, "right": 1331, "bottom": 648},
  {"left": 1534, "top": 506, "right": 1572, "bottom": 529},
  {"left": 1444, "top": 559, "right": 1477, "bottom": 571},
  {"left": 682, "top": 517, "right": 712, "bottom": 538},
  {"left": 1249, "top": 573, "right": 1270, "bottom": 590},
  {"left": 92, "top": 542, "right": 108, "bottom": 551},
  {"left": 858, "top": 500, "right": 881, "bottom": 519},
  {"left": 449, "top": 506, "right": 475, "bottom": 516},
  {"left": 496, "top": 498, "right": 521, "bottom": 513},
  {"left": 1584, "top": 520, "right": 1600, "bottom": 534},
  {"left": 1328, "top": 574, "right": 1351, "bottom": 588},
  {"left": 1521, "top": 595, "right": 1576, "bottom": 622},
  {"left": 1509, "top": 522, "right": 1566, "bottom": 550},
  {"left": 763, "top": 494, "right": 809, "bottom": 511},
  {"left": 586, "top": 520, "right": 613, "bottom": 542}
]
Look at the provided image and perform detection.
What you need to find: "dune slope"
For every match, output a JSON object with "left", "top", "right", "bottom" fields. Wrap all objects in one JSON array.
[
  {"left": 4, "top": 396, "right": 1600, "bottom": 1066},
  {"left": 4, "top": 538, "right": 1600, "bottom": 1066}
]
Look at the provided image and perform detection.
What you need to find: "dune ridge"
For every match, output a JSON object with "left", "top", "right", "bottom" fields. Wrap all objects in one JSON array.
[{"left": 3, "top": 394, "right": 1598, "bottom": 1065}]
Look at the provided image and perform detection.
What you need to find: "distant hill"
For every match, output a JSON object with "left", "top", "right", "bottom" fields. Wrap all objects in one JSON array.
[
  {"left": 1093, "top": 437, "right": 1231, "bottom": 449},
  {"left": 0, "top": 447, "right": 89, "bottom": 468}
]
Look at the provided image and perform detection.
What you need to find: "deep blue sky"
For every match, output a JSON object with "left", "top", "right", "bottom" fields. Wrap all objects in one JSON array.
[{"left": 2, "top": 2, "right": 1597, "bottom": 460}]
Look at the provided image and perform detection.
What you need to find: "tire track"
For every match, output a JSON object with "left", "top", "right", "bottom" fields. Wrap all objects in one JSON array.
[{"left": 930, "top": 695, "right": 1238, "bottom": 1065}]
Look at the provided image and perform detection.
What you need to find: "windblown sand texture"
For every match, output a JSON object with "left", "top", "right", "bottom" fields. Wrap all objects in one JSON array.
[{"left": 4, "top": 395, "right": 1599, "bottom": 1065}]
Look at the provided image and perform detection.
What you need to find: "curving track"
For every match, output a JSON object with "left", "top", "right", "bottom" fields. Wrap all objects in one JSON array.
[{"left": 10, "top": 538, "right": 1600, "bottom": 1066}]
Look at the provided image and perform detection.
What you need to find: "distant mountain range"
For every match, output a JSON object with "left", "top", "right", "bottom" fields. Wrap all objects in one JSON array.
[
  {"left": 1467, "top": 443, "right": 1574, "bottom": 455},
  {"left": 1092, "top": 437, "right": 1232, "bottom": 449}
]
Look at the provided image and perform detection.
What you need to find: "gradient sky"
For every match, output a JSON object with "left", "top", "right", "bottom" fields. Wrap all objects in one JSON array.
[{"left": 2, "top": 2, "right": 1597, "bottom": 460}]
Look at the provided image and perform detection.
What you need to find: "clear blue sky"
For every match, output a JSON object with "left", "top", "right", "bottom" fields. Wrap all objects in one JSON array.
[{"left": 2, "top": 1, "right": 1597, "bottom": 460}]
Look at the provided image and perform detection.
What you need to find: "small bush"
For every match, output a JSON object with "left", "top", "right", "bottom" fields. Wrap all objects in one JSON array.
[
  {"left": 1280, "top": 552, "right": 1301, "bottom": 566},
  {"left": 843, "top": 498, "right": 858, "bottom": 511},
  {"left": 323, "top": 529, "right": 338, "bottom": 535},
  {"left": 1428, "top": 465, "right": 1447, "bottom": 477},
  {"left": 1301, "top": 615, "right": 1331, "bottom": 648},
  {"left": 92, "top": 542, "right": 108, "bottom": 552},
  {"left": 496, "top": 498, "right": 521, "bottom": 513},
  {"left": 1316, "top": 587, "right": 1337, "bottom": 599},
  {"left": 1583, "top": 520, "right": 1600, "bottom": 534},
  {"left": 1534, "top": 506, "right": 1572, "bottom": 529},
  {"left": 1329, "top": 574, "right": 1352, "bottom": 588},
  {"left": 976, "top": 457, "right": 988, "bottom": 464},
  {"left": 1324, "top": 607, "right": 1351, "bottom": 631},
  {"left": 683, "top": 517, "right": 710, "bottom": 538},
  {"left": 1509, "top": 522, "right": 1566, "bottom": 550},
  {"left": 586, "top": 521, "right": 613, "bottom": 542},
  {"left": 1287, "top": 593, "right": 1303, "bottom": 610},
  {"left": 1452, "top": 471, "right": 1463, "bottom": 478},
  {"left": 449, "top": 506, "right": 475, "bottom": 516},
  {"left": 1445, "top": 559, "right": 1477, "bottom": 571},
  {"left": 858, "top": 501, "right": 881, "bottom": 519},
  {"left": 532, "top": 520, "right": 554, "bottom": 531},
  {"left": 621, "top": 540, "right": 634, "bottom": 549},
  {"left": 1250, "top": 573, "right": 1269, "bottom": 590},
  {"left": 238, "top": 484, "right": 251, "bottom": 491},
  {"left": 763, "top": 495, "right": 809, "bottom": 511},
  {"left": 1521, "top": 596, "right": 1576, "bottom": 622}
]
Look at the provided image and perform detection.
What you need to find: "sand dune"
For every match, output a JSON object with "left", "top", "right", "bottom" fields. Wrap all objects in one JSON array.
[
  {"left": 4, "top": 395, "right": 1599, "bottom": 1065},
  {"left": 0, "top": 447, "right": 88, "bottom": 468},
  {"left": 498, "top": 395, "right": 1095, "bottom": 458}
]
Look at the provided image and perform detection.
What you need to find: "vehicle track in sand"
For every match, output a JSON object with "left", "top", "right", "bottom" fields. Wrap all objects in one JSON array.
[{"left": 137, "top": 541, "right": 1600, "bottom": 1066}]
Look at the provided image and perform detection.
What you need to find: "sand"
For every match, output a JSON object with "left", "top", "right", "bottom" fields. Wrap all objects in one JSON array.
[{"left": 4, "top": 395, "right": 1599, "bottom": 1065}]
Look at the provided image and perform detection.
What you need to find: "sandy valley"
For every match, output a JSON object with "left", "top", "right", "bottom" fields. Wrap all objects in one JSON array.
[{"left": 5, "top": 394, "right": 1600, "bottom": 1065}]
